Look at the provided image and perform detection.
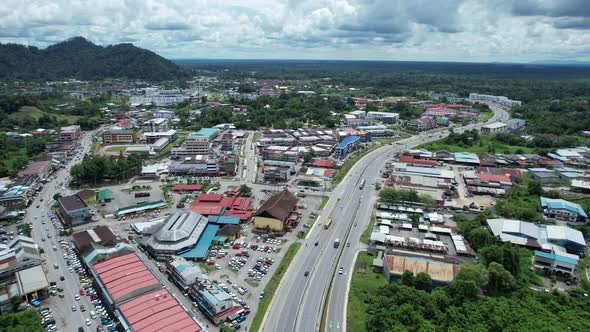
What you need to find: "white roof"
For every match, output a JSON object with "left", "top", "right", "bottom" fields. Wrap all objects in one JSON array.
[
  {"left": 16, "top": 265, "right": 49, "bottom": 294},
  {"left": 483, "top": 122, "right": 507, "bottom": 129},
  {"left": 546, "top": 225, "right": 585, "bottom": 246},
  {"left": 379, "top": 225, "right": 390, "bottom": 234}
]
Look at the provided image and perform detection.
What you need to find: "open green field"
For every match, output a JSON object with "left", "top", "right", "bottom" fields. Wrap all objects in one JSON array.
[
  {"left": 250, "top": 242, "right": 302, "bottom": 332},
  {"left": 419, "top": 135, "right": 534, "bottom": 154},
  {"left": 478, "top": 111, "right": 494, "bottom": 122},
  {"left": 105, "top": 146, "right": 128, "bottom": 152},
  {"left": 15, "top": 106, "right": 81, "bottom": 123},
  {"left": 347, "top": 251, "right": 386, "bottom": 332}
]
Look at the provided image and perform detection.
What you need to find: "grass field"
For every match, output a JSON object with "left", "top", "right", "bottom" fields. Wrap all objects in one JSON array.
[
  {"left": 346, "top": 251, "right": 386, "bottom": 332},
  {"left": 15, "top": 106, "right": 81, "bottom": 123},
  {"left": 360, "top": 211, "right": 376, "bottom": 244},
  {"left": 105, "top": 146, "right": 128, "bottom": 152},
  {"left": 250, "top": 242, "right": 302, "bottom": 332},
  {"left": 478, "top": 111, "right": 494, "bottom": 122},
  {"left": 419, "top": 135, "right": 534, "bottom": 154}
]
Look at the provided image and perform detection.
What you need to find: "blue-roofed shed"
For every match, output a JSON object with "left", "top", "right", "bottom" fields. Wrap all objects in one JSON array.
[
  {"left": 454, "top": 152, "right": 480, "bottom": 165},
  {"left": 208, "top": 215, "right": 240, "bottom": 225},
  {"left": 191, "top": 128, "right": 220, "bottom": 140},
  {"left": 179, "top": 224, "right": 220, "bottom": 259}
]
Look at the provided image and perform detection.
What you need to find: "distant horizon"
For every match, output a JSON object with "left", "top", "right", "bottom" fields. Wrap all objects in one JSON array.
[{"left": 1, "top": 1, "right": 588, "bottom": 63}]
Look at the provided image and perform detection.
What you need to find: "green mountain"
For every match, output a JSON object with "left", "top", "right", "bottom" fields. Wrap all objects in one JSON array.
[{"left": 0, "top": 37, "right": 188, "bottom": 81}]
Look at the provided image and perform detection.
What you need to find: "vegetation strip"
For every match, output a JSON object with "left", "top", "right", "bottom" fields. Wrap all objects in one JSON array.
[{"left": 250, "top": 242, "right": 302, "bottom": 332}]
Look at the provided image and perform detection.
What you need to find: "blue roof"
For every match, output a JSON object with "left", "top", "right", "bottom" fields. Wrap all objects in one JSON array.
[
  {"left": 540, "top": 197, "right": 588, "bottom": 218},
  {"left": 179, "top": 224, "right": 220, "bottom": 259},
  {"left": 191, "top": 128, "right": 220, "bottom": 139},
  {"left": 454, "top": 152, "right": 480, "bottom": 164},
  {"left": 207, "top": 215, "right": 240, "bottom": 225},
  {"left": 214, "top": 236, "right": 228, "bottom": 242},
  {"left": 337, "top": 135, "right": 360, "bottom": 149},
  {"left": 534, "top": 250, "right": 578, "bottom": 265}
]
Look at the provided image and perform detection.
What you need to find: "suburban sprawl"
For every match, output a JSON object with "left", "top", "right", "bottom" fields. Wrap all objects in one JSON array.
[{"left": 1, "top": 38, "right": 590, "bottom": 332}]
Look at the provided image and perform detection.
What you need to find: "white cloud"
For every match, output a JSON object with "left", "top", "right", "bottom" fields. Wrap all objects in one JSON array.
[{"left": 0, "top": 0, "right": 587, "bottom": 61}]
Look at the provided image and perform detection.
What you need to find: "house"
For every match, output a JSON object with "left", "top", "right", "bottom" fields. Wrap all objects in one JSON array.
[
  {"left": 480, "top": 122, "right": 507, "bottom": 135},
  {"left": 253, "top": 190, "right": 298, "bottom": 232},
  {"left": 533, "top": 250, "right": 578, "bottom": 276},
  {"left": 57, "top": 194, "right": 90, "bottom": 226},
  {"left": 540, "top": 197, "right": 588, "bottom": 225}
]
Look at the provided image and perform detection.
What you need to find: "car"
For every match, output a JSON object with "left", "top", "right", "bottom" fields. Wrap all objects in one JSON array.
[
  {"left": 259, "top": 292, "right": 265, "bottom": 299},
  {"left": 339, "top": 267, "right": 344, "bottom": 275},
  {"left": 75, "top": 295, "right": 80, "bottom": 301},
  {"left": 60, "top": 276, "right": 65, "bottom": 281},
  {"left": 86, "top": 318, "right": 92, "bottom": 326},
  {"left": 314, "top": 242, "right": 319, "bottom": 246},
  {"left": 346, "top": 242, "right": 350, "bottom": 247},
  {"left": 304, "top": 271, "right": 309, "bottom": 277},
  {"left": 80, "top": 289, "right": 85, "bottom": 296},
  {"left": 71, "top": 305, "right": 77, "bottom": 312}
]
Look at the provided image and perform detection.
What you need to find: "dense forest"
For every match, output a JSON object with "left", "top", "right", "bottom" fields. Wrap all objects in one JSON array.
[
  {"left": 70, "top": 153, "right": 146, "bottom": 186},
  {"left": 0, "top": 37, "right": 188, "bottom": 81},
  {"left": 178, "top": 59, "right": 590, "bottom": 102},
  {"left": 512, "top": 99, "right": 590, "bottom": 136}
]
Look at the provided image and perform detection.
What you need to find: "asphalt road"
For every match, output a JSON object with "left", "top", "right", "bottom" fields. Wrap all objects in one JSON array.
[
  {"left": 27, "top": 131, "right": 97, "bottom": 331},
  {"left": 261, "top": 106, "right": 509, "bottom": 332}
]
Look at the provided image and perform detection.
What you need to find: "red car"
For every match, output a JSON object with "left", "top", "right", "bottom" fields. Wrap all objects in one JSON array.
[
  {"left": 235, "top": 252, "right": 242, "bottom": 257},
  {"left": 79, "top": 289, "right": 85, "bottom": 296}
]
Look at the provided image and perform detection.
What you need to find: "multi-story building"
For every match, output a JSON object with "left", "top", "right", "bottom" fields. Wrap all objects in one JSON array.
[
  {"left": 57, "top": 194, "right": 90, "bottom": 226},
  {"left": 262, "top": 146, "right": 300, "bottom": 162},
  {"left": 469, "top": 93, "right": 522, "bottom": 108},
  {"left": 151, "top": 110, "right": 176, "bottom": 119},
  {"left": 102, "top": 129, "right": 138, "bottom": 144},
  {"left": 221, "top": 132, "right": 234, "bottom": 151},
  {"left": 480, "top": 122, "right": 507, "bottom": 135},
  {"left": 0, "top": 175, "right": 39, "bottom": 206},
  {"left": 58, "top": 125, "right": 81, "bottom": 142},
  {"left": 190, "top": 275, "right": 240, "bottom": 324},
  {"left": 335, "top": 135, "right": 360, "bottom": 159},
  {"left": 142, "top": 118, "right": 170, "bottom": 132},
  {"left": 141, "top": 129, "right": 178, "bottom": 144},
  {"left": 407, "top": 116, "right": 436, "bottom": 131},
  {"left": 171, "top": 135, "right": 210, "bottom": 158},
  {"left": 506, "top": 118, "right": 526, "bottom": 131},
  {"left": 166, "top": 257, "right": 205, "bottom": 291},
  {"left": 168, "top": 155, "right": 219, "bottom": 176},
  {"left": 129, "top": 88, "right": 188, "bottom": 106},
  {"left": 366, "top": 111, "right": 400, "bottom": 124},
  {"left": 263, "top": 165, "right": 290, "bottom": 182}
]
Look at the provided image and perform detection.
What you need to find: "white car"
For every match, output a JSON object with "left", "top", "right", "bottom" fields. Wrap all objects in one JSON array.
[
  {"left": 85, "top": 318, "right": 92, "bottom": 326},
  {"left": 75, "top": 295, "right": 80, "bottom": 301}
]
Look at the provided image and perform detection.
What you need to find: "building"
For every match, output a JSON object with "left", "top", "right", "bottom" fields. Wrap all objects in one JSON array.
[
  {"left": 143, "top": 211, "right": 209, "bottom": 260},
  {"left": 57, "top": 194, "right": 90, "bottom": 226},
  {"left": 97, "top": 189, "right": 113, "bottom": 203},
  {"left": 571, "top": 180, "right": 590, "bottom": 194},
  {"left": 469, "top": 93, "right": 522, "bottom": 108},
  {"left": 221, "top": 132, "right": 234, "bottom": 151},
  {"left": 487, "top": 218, "right": 586, "bottom": 255},
  {"left": 192, "top": 128, "right": 220, "bottom": 141},
  {"left": 152, "top": 109, "right": 177, "bottom": 119},
  {"left": 528, "top": 168, "right": 561, "bottom": 183},
  {"left": 253, "top": 190, "right": 298, "bottom": 232},
  {"left": 57, "top": 125, "right": 81, "bottom": 142},
  {"left": 0, "top": 236, "right": 48, "bottom": 311},
  {"left": 540, "top": 197, "right": 588, "bottom": 225},
  {"left": 533, "top": 249, "right": 578, "bottom": 276},
  {"left": 142, "top": 118, "right": 170, "bottom": 132},
  {"left": 141, "top": 129, "right": 178, "bottom": 144},
  {"left": 366, "top": 111, "right": 399, "bottom": 124},
  {"left": 382, "top": 253, "right": 461, "bottom": 285},
  {"left": 168, "top": 155, "right": 219, "bottom": 176},
  {"left": 407, "top": 116, "right": 436, "bottom": 131},
  {"left": 190, "top": 276, "right": 241, "bottom": 324},
  {"left": 172, "top": 135, "right": 211, "bottom": 158},
  {"left": 129, "top": 88, "right": 188, "bottom": 106},
  {"left": 335, "top": 135, "right": 360, "bottom": 159},
  {"left": 17, "top": 160, "right": 53, "bottom": 181},
  {"left": 102, "top": 129, "right": 138, "bottom": 144},
  {"left": 480, "top": 122, "right": 507, "bottom": 135},
  {"left": 506, "top": 118, "right": 526, "bottom": 131},
  {"left": 114, "top": 200, "right": 167, "bottom": 217},
  {"left": 263, "top": 165, "right": 290, "bottom": 182},
  {"left": 166, "top": 257, "right": 206, "bottom": 290},
  {"left": 0, "top": 175, "right": 38, "bottom": 206},
  {"left": 71, "top": 226, "right": 117, "bottom": 253}
]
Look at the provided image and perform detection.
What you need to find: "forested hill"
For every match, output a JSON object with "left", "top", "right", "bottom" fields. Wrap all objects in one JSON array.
[{"left": 0, "top": 37, "right": 188, "bottom": 81}]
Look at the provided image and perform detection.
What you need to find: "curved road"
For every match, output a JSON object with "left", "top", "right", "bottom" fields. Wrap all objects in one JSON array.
[{"left": 261, "top": 105, "right": 509, "bottom": 332}]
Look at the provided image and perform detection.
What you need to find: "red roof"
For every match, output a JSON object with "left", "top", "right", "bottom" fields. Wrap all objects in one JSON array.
[
  {"left": 118, "top": 288, "right": 201, "bottom": 332},
  {"left": 424, "top": 103, "right": 466, "bottom": 109},
  {"left": 399, "top": 155, "right": 436, "bottom": 166},
  {"left": 399, "top": 155, "right": 415, "bottom": 163},
  {"left": 172, "top": 184, "right": 203, "bottom": 191},
  {"left": 93, "top": 253, "right": 159, "bottom": 303},
  {"left": 476, "top": 173, "right": 511, "bottom": 182},
  {"left": 313, "top": 159, "right": 336, "bottom": 168},
  {"left": 323, "top": 169, "right": 335, "bottom": 177},
  {"left": 197, "top": 194, "right": 223, "bottom": 202},
  {"left": 190, "top": 194, "right": 253, "bottom": 220}
]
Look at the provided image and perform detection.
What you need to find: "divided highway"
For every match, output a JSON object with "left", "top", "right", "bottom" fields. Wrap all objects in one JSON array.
[{"left": 261, "top": 106, "right": 509, "bottom": 332}]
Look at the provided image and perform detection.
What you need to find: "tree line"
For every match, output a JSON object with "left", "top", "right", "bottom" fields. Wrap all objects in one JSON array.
[{"left": 70, "top": 153, "right": 146, "bottom": 186}]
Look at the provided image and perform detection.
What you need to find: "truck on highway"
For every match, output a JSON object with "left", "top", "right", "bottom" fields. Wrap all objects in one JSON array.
[{"left": 334, "top": 238, "right": 340, "bottom": 248}]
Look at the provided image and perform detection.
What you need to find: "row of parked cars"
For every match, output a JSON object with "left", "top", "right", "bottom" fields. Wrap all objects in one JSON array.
[
  {"left": 39, "top": 307, "right": 57, "bottom": 332},
  {"left": 248, "top": 257, "right": 274, "bottom": 281}
]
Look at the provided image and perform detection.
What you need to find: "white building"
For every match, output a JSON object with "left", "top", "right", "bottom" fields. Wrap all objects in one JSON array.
[
  {"left": 481, "top": 122, "right": 507, "bottom": 135},
  {"left": 469, "top": 93, "right": 522, "bottom": 108},
  {"left": 366, "top": 111, "right": 400, "bottom": 124}
]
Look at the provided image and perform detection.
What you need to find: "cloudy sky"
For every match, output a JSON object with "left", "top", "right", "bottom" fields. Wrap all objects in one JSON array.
[{"left": 0, "top": 0, "right": 589, "bottom": 62}]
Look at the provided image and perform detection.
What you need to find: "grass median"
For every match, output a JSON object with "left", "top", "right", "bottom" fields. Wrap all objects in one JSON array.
[
  {"left": 347, "top": 251, "right": 386, "bottom": 332},
  {"left": 250, "top": 242, "right": 302, "bottom": 332}
]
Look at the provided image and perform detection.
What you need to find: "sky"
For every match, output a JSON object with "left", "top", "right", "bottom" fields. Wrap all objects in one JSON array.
[{"left": 0, "top": 0, "right": 589, "bottom": 62}]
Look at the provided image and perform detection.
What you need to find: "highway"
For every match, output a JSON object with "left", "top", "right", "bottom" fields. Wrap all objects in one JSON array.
[{"left": 261, "top": 105, "right": 509, "bottom": 332}]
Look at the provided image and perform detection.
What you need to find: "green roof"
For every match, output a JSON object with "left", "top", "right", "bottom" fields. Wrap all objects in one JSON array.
[
  {"left": 115, "top": 200, "right": 167, "bottom": 216},
  {"left": 97, "top": 189, "right": 113, "bottom": 202}
]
